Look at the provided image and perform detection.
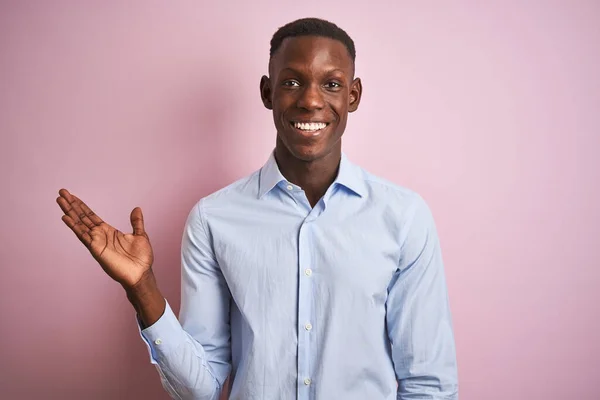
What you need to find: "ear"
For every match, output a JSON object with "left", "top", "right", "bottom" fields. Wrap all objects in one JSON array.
[
  {"left": 348, "top": 77, "right": 362, "bottom": 113},
  {"left": 260, "top": 75, "right": 273, "bottom": 110}
]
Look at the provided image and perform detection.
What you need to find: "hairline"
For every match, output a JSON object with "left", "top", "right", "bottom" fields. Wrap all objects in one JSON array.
[{"left": 268, "top": 35, "right": 356, "bottom": 78}]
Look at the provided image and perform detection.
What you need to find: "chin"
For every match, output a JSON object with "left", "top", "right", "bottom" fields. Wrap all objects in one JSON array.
[
  {"left": 276, "top": 126, "right": 341, "bottom": 162},
  {"left": 286, "top": 142, "right": 334, "bottom": 162}
]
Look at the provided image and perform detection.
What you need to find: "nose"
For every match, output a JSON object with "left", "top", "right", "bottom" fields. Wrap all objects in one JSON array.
[{"left": 297, "top": 83, "right": 325, "bottom": 110}]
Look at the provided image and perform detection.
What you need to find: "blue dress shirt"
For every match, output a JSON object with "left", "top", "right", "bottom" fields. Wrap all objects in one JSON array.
[{"left": 140, "top": 151, "right": 458, "bottom": 399}]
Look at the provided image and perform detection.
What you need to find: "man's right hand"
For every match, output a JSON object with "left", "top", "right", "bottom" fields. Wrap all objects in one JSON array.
[{"left": 56, "top": 188, "right": 154, "bottom": 290}]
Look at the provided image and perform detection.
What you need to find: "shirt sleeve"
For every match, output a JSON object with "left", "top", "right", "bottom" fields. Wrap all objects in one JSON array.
[
  {"left": 138, "top": 200, "right": 231, "bottom": 400},
  {"left": 387, "top": 194, "right": 459, "bottom": 399}
]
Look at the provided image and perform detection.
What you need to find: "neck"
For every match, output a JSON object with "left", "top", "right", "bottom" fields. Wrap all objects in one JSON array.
[{"left": 274, "top": 140, "right": 341, "bottom": 207}]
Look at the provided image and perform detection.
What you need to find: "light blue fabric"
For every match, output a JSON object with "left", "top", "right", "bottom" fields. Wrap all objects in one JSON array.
[{"left": 140, "top": 151, "right": 458, "bottom": 399}]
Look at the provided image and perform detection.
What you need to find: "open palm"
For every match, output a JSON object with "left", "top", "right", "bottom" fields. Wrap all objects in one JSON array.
[{"left": 56, "top": 189, "right": 154, "bottom": 288}]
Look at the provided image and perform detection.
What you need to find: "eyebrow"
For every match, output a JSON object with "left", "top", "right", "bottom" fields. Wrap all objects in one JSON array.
[{"left": 279, "top": 67, "right": 348, "bottom": 76}]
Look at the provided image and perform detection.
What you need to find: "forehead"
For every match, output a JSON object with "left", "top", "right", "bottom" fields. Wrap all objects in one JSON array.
[{"left": 270, "top": 35, "right": 353, "bottom": 74}]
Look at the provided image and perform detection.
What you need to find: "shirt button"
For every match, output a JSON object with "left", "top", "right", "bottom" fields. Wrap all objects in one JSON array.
[
  {"left": 304, "top": 268, "right": 312, "bottom": 276},
  {"left": 286, "top": 184, "right": 293, "bottom": 191},
  {"left": 305, "top": 323, "right": 312, "bottom": 331},
  {"left": 154, "top": 339, "right": 162, "bottom": 345},
  {"left": 304, "top": 378, "right": 311, "bottom": 385}
]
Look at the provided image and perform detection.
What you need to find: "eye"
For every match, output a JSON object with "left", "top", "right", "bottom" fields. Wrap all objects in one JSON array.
[
  {"left": 282, "top": 80, "right": 300, "bottom": 87},
  {"left": 325, "top": 81, "right": 342, "bottom": 89}
]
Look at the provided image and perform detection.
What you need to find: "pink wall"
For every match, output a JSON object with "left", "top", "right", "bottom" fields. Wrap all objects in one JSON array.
[{"left": 1, "top": 1, "right": 599, "bottom": 399}]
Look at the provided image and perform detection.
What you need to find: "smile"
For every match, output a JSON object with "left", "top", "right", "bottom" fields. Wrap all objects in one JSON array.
[{"left": 290, "top": 121, "right": 329, "bottom": 136}]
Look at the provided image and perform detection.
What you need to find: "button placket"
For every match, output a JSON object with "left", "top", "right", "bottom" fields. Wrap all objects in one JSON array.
[{"left": 296, "top": 221, "right": 313, "bottom": 398}]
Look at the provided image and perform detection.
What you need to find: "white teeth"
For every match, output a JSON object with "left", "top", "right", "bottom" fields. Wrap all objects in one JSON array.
[{"left": 293, "top": 122, "right": 327, "bottom": 131}]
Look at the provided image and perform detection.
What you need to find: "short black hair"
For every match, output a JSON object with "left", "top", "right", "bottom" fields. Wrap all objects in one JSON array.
[{"left": 269, "top": 18, "right": 356, "bottom": 63}]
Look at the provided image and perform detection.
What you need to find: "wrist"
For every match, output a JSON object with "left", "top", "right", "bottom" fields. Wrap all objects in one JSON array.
[
  {"left": 124, "top": 268, "right": 157, "bottom": 295},
  {"left": 124, "top": 269, "right": 166, "bottom": 327}
]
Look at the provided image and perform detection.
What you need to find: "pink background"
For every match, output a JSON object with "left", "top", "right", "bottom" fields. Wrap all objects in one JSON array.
[{"left": 1, "top": 1, "right": 599, "bottom": 399}]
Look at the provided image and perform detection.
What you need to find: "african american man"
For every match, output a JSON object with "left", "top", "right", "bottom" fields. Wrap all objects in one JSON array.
[{"left": 57, "top": 18, "right": 459, "bottom": 400}]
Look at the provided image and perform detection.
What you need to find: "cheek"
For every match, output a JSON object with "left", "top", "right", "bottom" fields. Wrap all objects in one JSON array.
[
  {"left": 331, "top": 100, "right": 349, "bottom": 122},
  {"left": 273, "top": 97, "right": 295, "bottom": 118},
  {"left": 271, "top": 103, "right": 286, "bottom": 122}
]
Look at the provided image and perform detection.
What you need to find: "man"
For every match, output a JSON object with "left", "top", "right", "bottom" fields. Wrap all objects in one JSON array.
[{"left": 57, "top": 18, "right": 458, "bottom": 400}]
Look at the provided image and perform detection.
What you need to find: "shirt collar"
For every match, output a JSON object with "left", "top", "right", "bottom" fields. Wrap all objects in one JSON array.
[
  {"left": 258, "top": 151, "right": 288, "bottom": 199},
  {"left": 335, "top": 152, "right": 367, "bottom": 198},
  {"left": 258, "top": 151, "right": 367, "bottom": 199}
]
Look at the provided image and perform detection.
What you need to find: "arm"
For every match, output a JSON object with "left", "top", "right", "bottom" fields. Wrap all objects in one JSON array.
[
  {"left": 387, "top": 195, "right": 458, "bottom": 399},
  {"left": 139, "top": 201, "right": 231, "bottom": 400},
  {"left": 56, "top": 190, "right": 230, "bottom": 399}
]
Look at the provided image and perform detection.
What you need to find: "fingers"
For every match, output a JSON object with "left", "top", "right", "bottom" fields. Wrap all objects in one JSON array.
[
  {"left": 57, "top": 195, "right": 90, "bottom": 236},
  {"left": 74, "top": 195, "right": 104, "bottom": 225},
  {"left": 130, "top": 207, "right": 146, "bottom": 236},
  {"left": 56, "top": 189, "right": 103, "bottom": 229},
  {"left": 61, "top": 214, "right": 92, "bottom": 247},
  {"left": 67, "top": 194, "right": 95, "bottom": 229},
  {"left": 58, "top": 188, "right": 74, "bottom": 203}
]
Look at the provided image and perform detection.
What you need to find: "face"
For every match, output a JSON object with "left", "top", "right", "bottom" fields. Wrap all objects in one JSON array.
[{"left": 260, "top": 36, "right": 362, "bottom": 162}]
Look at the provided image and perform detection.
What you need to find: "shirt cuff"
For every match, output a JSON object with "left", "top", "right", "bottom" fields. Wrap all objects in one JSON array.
[{"left": 136, "top": 299, "right": 187, "bottom": 364}]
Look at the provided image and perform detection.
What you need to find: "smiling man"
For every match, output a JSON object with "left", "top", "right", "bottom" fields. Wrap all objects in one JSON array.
[{"left": 57, "top": 18, "right": 458, "bottom": 399}]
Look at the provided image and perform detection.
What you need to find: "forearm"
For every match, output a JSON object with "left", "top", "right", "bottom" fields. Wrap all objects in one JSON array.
[
  {"left": 138, "top": 299, "right": 224, "bottom": 400},
  {"left": 127, "top": 271, "right": 226, "bottom": 399},
  {"left": 124, "top": 269, "right": 166, "bottom": 328},
  {"left": 126, "top": 271, "right": 223, "bottom": 399},
  {"left": 131, "top": 201, "right": 231, "bottom": 399}
]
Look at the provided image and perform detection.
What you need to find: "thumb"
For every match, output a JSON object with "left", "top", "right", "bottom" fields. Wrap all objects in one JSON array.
[{"left": 130, "top": 207, "right": 146, "bottom": 236}]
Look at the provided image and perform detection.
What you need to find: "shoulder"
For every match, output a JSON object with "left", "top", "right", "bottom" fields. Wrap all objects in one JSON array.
[
  {"left": 357, "top": 168, "right": 441, "bottom": 255},
  {"left": 186, "top": 169, "right": 261, "bottom": 221},
  {"left": 351, "top": 164, "right": 440, "bottom": 241},
  {"left": 357, "top": 165, "right": 429, "bottom": 215}
]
